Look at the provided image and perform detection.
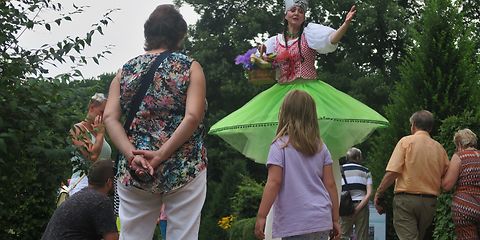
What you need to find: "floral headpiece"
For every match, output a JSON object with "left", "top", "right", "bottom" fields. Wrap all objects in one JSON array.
[{"left": 284, "top": 0, "right": 308, "bottom": 13}]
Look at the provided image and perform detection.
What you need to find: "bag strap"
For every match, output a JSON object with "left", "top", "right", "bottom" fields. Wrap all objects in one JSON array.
[
  {"left": 123, "top": 51, "right": 171, "bottom": 132},
  {"left": 340, "top": 165, "right": 348, "bottom": 184},
  {"left": 69, "top": 173, "right": 86, "bottom": 192}
]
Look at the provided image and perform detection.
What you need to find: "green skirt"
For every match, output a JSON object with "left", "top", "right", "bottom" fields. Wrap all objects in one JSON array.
[{"left": 209, "top": 80, "right": 389, "bottom": 163}]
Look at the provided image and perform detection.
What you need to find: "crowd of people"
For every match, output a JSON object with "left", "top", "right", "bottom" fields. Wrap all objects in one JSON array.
[{"left": 42, "top": 1, "right": 479, "bottom": 240}]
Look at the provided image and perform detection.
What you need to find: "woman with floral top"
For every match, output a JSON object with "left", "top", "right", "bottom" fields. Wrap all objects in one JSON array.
[
  {"left": 103, "top": 4, "right": 207, "bottom": 240},
  {"left": 69, "top": 93, "right": 111, "bottom": 196},
  {"left": 210, "top": 0, "right": 389, "bottom": 165}
]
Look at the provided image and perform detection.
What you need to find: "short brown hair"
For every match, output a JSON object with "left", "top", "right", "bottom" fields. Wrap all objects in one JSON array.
[
  {"left": 88, "top": 160, "right": 114, "bottom": 188},
  {"left": 144, "top": 4, "right": 187, "bottom": 51}
]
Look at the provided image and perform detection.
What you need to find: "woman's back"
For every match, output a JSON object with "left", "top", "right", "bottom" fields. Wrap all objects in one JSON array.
[
  {"left": 117, "top": 52, "right": 207, "bottom": 194},
  {"left": 456, "top": 149, "right": 480, "bottom": 194}
]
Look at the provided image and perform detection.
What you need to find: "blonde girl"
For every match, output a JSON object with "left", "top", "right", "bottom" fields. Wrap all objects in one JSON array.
[{"left": 255, "top": 90, "right": 340, "bottom": 240}]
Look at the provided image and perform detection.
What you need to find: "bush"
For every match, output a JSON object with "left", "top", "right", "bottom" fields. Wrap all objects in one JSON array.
[
  {"left": 231, "top": 175, "right": 264, "bottom": 219},
  {"left": 229, "top": 217, "right": 256, "bottom": 240}
]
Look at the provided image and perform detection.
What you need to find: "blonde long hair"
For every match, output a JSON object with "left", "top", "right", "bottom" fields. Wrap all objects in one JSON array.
[{"left": 274, "top": 90, "right": 322, "bottom": 155}]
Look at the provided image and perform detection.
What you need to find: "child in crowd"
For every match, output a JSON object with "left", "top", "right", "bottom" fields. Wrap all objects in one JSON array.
[{"left": 255, "top": 90, "right": 340, "bottom": 240}]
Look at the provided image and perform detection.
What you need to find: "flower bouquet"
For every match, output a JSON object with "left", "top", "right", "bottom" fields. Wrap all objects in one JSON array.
[{"left": 235, "top": 48, "right": 276, "bottom": 85}]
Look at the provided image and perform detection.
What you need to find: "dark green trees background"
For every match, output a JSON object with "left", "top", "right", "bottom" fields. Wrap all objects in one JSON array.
[{"left": 1, "top": 0, "right": 479, "bottom": 239}]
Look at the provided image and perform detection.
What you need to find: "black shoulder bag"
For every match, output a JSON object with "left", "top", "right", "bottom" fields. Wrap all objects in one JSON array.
[{"left": 339, "top": 165, "right": 355, "bottom": 216}]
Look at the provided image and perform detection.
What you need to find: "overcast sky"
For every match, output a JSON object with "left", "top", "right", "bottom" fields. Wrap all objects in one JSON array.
[{"left": 19, "top": 0, "right": 199, "bottom": 78}]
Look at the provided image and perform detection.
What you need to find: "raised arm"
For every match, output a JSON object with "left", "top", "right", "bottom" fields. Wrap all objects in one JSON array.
[
  {"left": 329, "top": 5, "right": 356, "bottom": 44},
  {"left": 70, "top": 120, "right": 104, "bottom": 162}
]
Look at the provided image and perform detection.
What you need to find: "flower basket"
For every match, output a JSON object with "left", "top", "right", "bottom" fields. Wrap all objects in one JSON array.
[
  {"left": 235, "top": 48, "right": 277, "bottom": 86},
  {"left": 247, "top": 68, "right": 276, "bottom": 85}
]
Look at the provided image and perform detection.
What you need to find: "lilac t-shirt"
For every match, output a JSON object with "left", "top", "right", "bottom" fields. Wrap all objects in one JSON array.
[{"left": 267, "top": 137, "right": 333, "bottom": 238}]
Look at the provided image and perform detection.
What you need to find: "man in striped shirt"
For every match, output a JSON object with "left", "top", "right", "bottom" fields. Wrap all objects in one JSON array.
[{"left": 340, "top": 147, "right": 373, "bottom": 240}]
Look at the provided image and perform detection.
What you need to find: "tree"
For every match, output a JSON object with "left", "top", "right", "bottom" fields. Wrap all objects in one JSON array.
[
  {"left": 367, "top": 0, "right": 480, "bottom": 238},
  {"left": 0, "top": 1, "right": 113, "bottom": 238}
]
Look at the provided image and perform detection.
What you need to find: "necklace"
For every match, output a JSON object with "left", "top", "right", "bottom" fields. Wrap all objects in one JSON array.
[{"left": 286, "top": 30, "right": 299, "bottom": 39}]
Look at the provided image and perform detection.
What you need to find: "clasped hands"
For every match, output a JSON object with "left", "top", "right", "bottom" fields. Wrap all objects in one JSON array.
[{"left": 128, "top": 149, "right": 166, "bottom": 177}]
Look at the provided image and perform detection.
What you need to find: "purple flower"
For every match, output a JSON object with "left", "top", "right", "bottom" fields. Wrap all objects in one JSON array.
[{"left": 235, "top": 48, "right": 257, "bottom": 70}]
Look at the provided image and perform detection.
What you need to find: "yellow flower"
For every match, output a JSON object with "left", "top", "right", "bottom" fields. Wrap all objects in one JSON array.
[{"left": 217, "top": 215, "right": 236, "bottom": 230}]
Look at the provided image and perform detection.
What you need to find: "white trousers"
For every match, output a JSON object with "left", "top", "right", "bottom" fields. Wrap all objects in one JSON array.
[{"left": 117, "top": 170, "right": 207, "bottom": 240}]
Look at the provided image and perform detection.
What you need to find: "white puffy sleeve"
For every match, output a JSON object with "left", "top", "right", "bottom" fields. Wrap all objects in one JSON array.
[
  {"left": 304, "top": 23, "right": 338, "bottom": 54},
  {"left": 264, "top": 35, "right": 278, "bottom": 55}
]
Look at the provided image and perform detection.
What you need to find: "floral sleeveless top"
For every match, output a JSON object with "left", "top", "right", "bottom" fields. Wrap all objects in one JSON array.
[
  {"left": 275, "top": 33, "right": 318, "bottom": 83},
  {"left": 118, "top": 52, "right": 207, "bottom": 194}
]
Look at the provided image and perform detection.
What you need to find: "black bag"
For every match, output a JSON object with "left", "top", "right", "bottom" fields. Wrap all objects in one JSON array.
[{"left": 339, "top": 166, "right": 355, "bottom": 216}]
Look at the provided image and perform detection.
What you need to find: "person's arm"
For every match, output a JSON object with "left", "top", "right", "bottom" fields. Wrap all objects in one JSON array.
[
  {"left": 329, "top": 5, "right": 356, "bottom": 44},
  {"left": 323, "top": 164, "right": 340, "bottom": 239},
  {"left": 254, "top": 165, "right": 283, "bottom": 240},
  {"left": 69, "top": 119, "right": 104, "bottom": 162},
  {"left": 375, "top": 171, "right": 399, "bottom": 196},
  {"left": 374, "top": 171, "right": 399, "bottom": 214},
  {"left": 103, "top": 70, "right": 144, "bottom": 168},
  {"left": 442, "top": 154, "right": 461, "bottom": 191},
  {"left": 89, "top": 115, "right": 106, "bottom": 161},
  {"left": 132, "top": 61, "right": 206, "bottom": 169},
  {"left": 355, "top": 183, "right": 372, "bottom": 214},
  {"left": 103, "top": 232, "right": 119, "bottom": 240}
]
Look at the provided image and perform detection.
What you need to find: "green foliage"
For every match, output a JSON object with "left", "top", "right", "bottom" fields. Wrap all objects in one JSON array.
[
  {"left": 1, "top": 1, "right": 114, "bottom": 78},
  {"left": 231, "top": 175, "right": 263, "bottom": 219},
  {"left": 199, "top": 155, "right": 248, "bottom": 240},
  {"left": 228, "top": 176, "right": 263, "bottom": 240},
  {"left": 434, "top": 194, "right": 454, "bottom": 240},
  {"left": 0, "top": 0, "right": 115, "bottom": 238},
  {"left": 0, "top": 78, "right": 111, "bottom": 239},
  {"left": 229, "top": 217, "right": 256, "bottom": 240}
]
